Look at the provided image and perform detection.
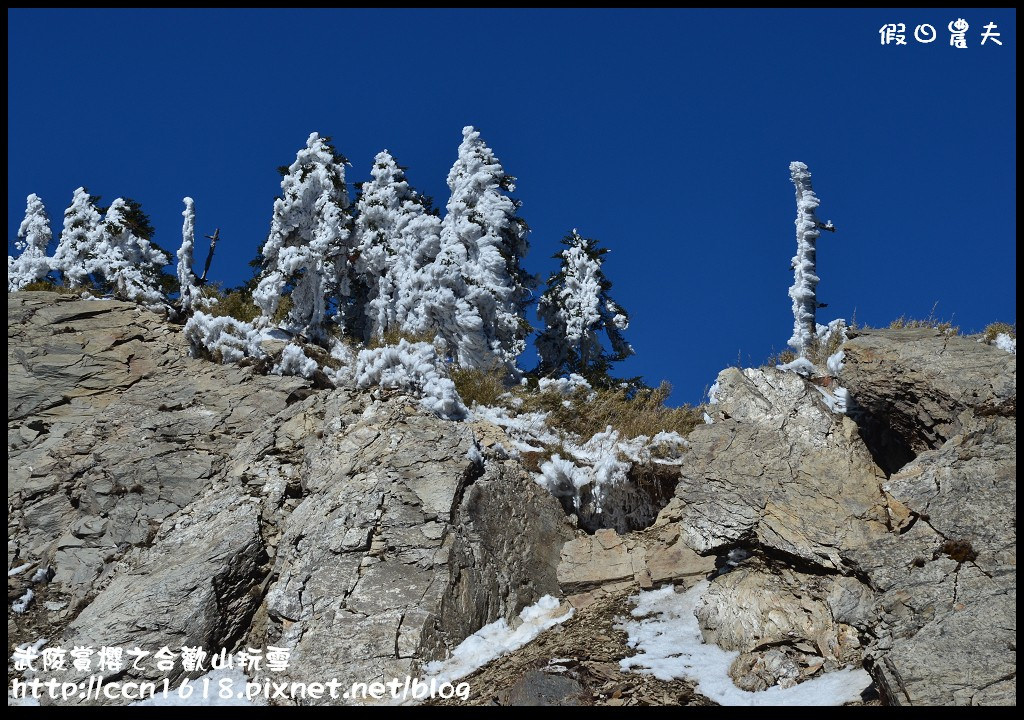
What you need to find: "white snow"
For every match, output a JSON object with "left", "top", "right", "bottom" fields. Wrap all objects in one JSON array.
[
  {"left": 416, "top": 126, "right": 532, "bottom": 372},
  {"left": 774, "top": 320, "right": 850, "bottom": 415},
  {"left": 30, "top": 567, "right": 49, "bottom": 583},
  {"left": 619, "top": 581, "right": 872, "bottom": 705},
  {"left": 707, "top": 381, "right": 720, "bottom": 405},
  {"left": 537, "top": 373, "right": 593, "bottom": 397},
  {"left": 176, "top": 197, "right": 209, "bottom": 314},
  {"left": 354, "top": 150, "right": 442, "bottom": 342},
  {"left": 826, "top": 349, "right": 845, "bottom": 376},
  {"left": 533, "top": 426, "right": 686, "bottom": 531},
  {"left": 271, "top": 343, "right": 320, "bottom": 379},
  {"left": 7, "top": 563, "right": 33, "bottom": 577},
  {"left": 788, "top": 162, "right": 825, "bottom": 357},
  {"left": 470, "top": 405, "right": 560, "bottom": 453},
  {"left": 94, "top": 197, "right": 169, "bottom": 307},
  {"left": 703, "top": 412, "right": 714, "bottom": 425},
  {"left": 183, "top": 311, "right": 265, "bottom": 364},
  {"left": 12, "top": 588, "right": 34, "bottom": 614},
  {"left": 422, "top": 595, "right": 574, "bottom": 685},
  {"left": 536, "top": 454, "right": 589, "bottom": 499},
  {"left": 776, "top": 357, "right": 817, "bottom": 377},
  {"left": 354, "top": 339, "right": 467, "bottom": 420},
  {"left": 253, "top": 132, "right": 352, "bottom": 341},
  {"left": 8, "top": 194, "right": 53, "bottom": 292},
  {"left": 536, "top": 229, "right": 633, "bottom": 375},
  {"left": 994, "top": 333, "right": 1016, "bottom": 355},
  {"left": 51, "top": 187, "right": 103, "bottom": 290}
]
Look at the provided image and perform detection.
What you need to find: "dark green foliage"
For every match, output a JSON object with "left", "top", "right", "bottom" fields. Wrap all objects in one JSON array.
[{"left": 535, "top": 230, "right": 634, "bottom": 385}]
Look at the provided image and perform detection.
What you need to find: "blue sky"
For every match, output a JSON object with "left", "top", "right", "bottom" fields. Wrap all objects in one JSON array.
[{"left": 8, "top": 9, "right": 1016, "bottom": 405}]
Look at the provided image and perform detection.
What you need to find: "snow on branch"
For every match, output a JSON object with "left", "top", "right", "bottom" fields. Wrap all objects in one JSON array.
[
  {"left": 183, "top": 311, "right": 265, "bottom": 364},
  {"left": 354, "top": 339, "right": 468, "bottom": 420},
  {"left": 788, "top": 162, "right": 831, "bottom": 357}
]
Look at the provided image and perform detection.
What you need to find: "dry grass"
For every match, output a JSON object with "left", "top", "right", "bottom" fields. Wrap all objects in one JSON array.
[
  {"left": 549, "top": 382, "right": 703, "bottom": 440},
  {"left": 205, "top": 286, "right": 261, "bottom": 324},
  {"left": 19, "top": 280, "right": 85, "bottom": 295},
  {"left": 450, "top": 366, "right": 509, "bottom": 408},
  {"left": 888, "top": 302, "right": 959, "bottom": 335},
  {"left": 453, "top": 367, "right": 703, "bottom": 442},
  {"left": 983, "top": 322, "right": 1016, "bottom": 342},
  {"left": 764, "top": 348, "right": 797, "bottom": 367},
  {"left": 806, "top": 329, "right": 845, "bottom": 368},
  {"left": 366, "top": 328, "right": 438, "bottom": 349}
]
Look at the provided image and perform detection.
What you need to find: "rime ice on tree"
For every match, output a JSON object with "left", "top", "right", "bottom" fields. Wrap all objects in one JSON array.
[
  {"left": 253, "top": 132, "right": 352, "bottom": 342},
  {"left": 353, "top": 150, "right": 441, "bottom": 342},
  {"left": 787, "top": 162, "right": 834, "bottom": 357},
  {"left": 536, "top": 229, "right": 633, "bottom": 380},
  {"left": 52, "top": 187, "right": 104, "bottom": 289},
  {"left": 177, "top": 197, "right": 203, "bottom": 313},
  {"left": 419, "top": 126, "right": 534, "bottom": 372},
  {"left": 8, "top": 194, "right": 53, "bottom": 292},
  {"left": 97, "top": 198, "right": 170, "bottom": 306}
]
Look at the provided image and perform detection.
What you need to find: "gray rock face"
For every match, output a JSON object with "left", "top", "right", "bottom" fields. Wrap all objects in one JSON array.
[
  {"left": 8, "top": 292, "right": 308, "bottom": 610},
  {"left": 254, "top": 392, "right": 572, "bottom": 703},
  {"left": 659, "top": 366, "right": 891, "bottom": 571},
  {"left": 842, "top": 327, "right": 1016, "bottom": 459},
  {"left": 8, "top": 293, "right": 573, "bottom": 706},
  {"left": 658, "top": 331, "right": 1015, "bottom": 706},
  {"left": 8, "top": 295, "right": 1014, "bottom": 707},
  {"left": 841, "top": 331, "right": 1016, "bottom": 706}
]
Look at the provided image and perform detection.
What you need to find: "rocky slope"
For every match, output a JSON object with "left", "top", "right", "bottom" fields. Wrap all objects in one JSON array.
[{"left": 7, "top": 293, "right": 1016, "bottom": 705}]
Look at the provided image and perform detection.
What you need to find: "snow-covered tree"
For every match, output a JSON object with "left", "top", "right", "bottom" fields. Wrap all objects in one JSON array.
[
  {"left": 8, "top": 193, "right": 53, "bottom": 291},
  {"left": 51, "top": 187, "right": 104, "bottom": 289},
  {"left": 95, "top": 197, "right": 170, "bottom": 306},
  {"left": 787, "top": 161, "right": 834, "bottom": 356},
  {"left": 176, "top": 197, "right": 203, "bottom": 313},
  {"left": 353, "top": 150, "right": 441, "bottom": 342},
  {"left": 253, "top": 132, "right": 352, "bottom": 342},
  {"left": 536, "top": 229, "right": 633, "bottom": 381},
  {"left": 418, "top": 126, "right": 534, "bottom": 372}
]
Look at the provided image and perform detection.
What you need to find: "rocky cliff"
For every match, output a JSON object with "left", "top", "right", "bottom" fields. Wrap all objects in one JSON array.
[{"left": 7, "top": 293, "right": 1016, "bottom": 706}]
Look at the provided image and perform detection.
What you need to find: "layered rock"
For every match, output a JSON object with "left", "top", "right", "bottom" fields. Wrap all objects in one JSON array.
[
  {"left": 8, "top": 293, "right": 572, "bottom": 705},
  {"left": 842, "top": 329, "right": 1016, "bottom": 706},
  {"left": 651, "top": 329, "right": 1015, "bottom": 705},
  {"left": 8, "top": 295, "right": 1015, "bottom": 706}
]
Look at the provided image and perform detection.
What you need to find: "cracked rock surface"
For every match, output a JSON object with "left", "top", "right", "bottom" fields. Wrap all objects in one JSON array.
[
  {"left": 8, "top": 293, "right": 571, "bottom": 705},
  {"left": 7, "top": 295, "right": 1015, "bottom": 706}
]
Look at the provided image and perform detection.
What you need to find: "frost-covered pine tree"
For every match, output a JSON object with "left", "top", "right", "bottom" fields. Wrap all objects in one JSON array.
[
  {"left": 253, "top": 132, "right": 352, "bottom": 342},
  {"left": 176, "top": 197, "right": 203, "bottom": 313},
  {"left": 787, "top": 161, "right": 834, "bottom": 356},
  {"left": 536, "top": 229, "right": 633, "bottom": 381},
  {"left": 51, "top": 187, "right": 104, "bottom": 289},
  {"left": 419, "top": 126, "right": 534, "bottom": 372},
  {"left": 96, "top": 197, "right": 170, "bottom": 306},
  {"left": 8, "top": 193, "right": 53, "bottom": 291},
  {"left": 353, "top": 150, "right": 441, "bottom": 342}
]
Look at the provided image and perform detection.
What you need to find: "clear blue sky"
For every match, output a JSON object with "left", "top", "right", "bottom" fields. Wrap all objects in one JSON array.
[{"left": 8, "top": 9, "right": 1017, "bottom": 405}]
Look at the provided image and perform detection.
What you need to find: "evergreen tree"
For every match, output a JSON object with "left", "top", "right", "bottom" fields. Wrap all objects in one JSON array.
[
  {"left": 253, "top": 132, "right": 353, "bottom": 342},
  {"left": 353, "top": 150, "right": 441, "bottom": 341},
  {"left": 787, "top": 161, "right": 834, "bottom": 356},
  {"left": 96, "top": 197, "right": 170, "bottom": 306},
  {"left": 51, "top": 187, "right": 104, "bottom": 289},
  {"left": 419, "top": 126, "right": 534, "bottom": 372},
  {"left": 8, "top": 193, "right": 53, "bottom": 291},
  {"left": 536, "top": 229, "right": 633, "bottom": 382}
]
